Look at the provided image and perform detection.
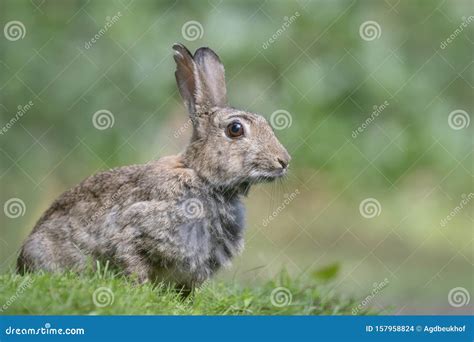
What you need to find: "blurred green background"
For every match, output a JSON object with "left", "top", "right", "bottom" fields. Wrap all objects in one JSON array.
[{"left": 0, "top": 0, "right": 472, "bottom": 314}]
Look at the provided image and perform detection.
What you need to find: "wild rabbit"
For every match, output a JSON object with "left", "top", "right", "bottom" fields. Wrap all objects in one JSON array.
[{"left": 17, "top": 43, "right": 290, "bottom": 291}]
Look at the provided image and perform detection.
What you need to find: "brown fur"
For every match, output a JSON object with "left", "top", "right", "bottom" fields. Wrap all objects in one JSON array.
[{"left": 17, "top": 44, "right": 290, "bottom": 290}]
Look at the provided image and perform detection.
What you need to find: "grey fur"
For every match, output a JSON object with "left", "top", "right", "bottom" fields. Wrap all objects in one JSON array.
[{"left": 17, "top": 44, "right": 290, "bottom": 290}]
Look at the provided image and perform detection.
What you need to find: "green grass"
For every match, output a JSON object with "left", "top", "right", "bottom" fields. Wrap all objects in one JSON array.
[{"left": 0, "top": 267, "right": 378, "bottom": 315}]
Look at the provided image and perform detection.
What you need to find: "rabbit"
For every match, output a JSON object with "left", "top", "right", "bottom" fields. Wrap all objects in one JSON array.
[{"left": 17, "top": 43, "right": 291, "bottom": 292}]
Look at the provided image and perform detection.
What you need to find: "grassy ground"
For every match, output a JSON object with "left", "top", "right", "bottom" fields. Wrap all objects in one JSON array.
[{"left": 0, "top": 267, "right": 377, "bottom": 315}]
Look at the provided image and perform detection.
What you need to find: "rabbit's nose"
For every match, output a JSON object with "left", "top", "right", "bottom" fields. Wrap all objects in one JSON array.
[
  {"left": 277, "top": 149, "right": 291, "bottom": 169},
  {"left": 277, "top": 158, "right": 288, "bottom": 169}
]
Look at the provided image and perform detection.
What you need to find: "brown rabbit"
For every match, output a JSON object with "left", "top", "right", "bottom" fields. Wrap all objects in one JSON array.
[{"left": 17, "top": 44, "right": 290, "bottom": 291}]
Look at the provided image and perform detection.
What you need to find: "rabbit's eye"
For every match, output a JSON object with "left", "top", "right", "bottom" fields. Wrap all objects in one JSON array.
[{"left": 226, "top": 122, "right": 244, "bottom": 138}]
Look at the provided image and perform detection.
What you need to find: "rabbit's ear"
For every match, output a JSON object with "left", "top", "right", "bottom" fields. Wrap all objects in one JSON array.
[
  {"left": 173, "top": 44, "right": 227, "bottom": 115},
  {"left": 193, "top": 47, "right": 228, "bottom": 108},
  {"left": 173, "top": 43, "right": 202, "bottom": 115}
]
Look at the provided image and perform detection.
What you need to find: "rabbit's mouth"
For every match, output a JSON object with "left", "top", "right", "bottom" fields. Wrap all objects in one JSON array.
[
  {"left": 249, "top": 168, "right": 287, "bottom": 183},
  {"left": 259, "top": 175, "right": 280, "bottom": 182}
]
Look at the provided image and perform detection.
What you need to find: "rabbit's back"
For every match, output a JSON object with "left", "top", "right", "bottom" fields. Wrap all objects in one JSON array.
[{"left": 27, "top": 156, "right": 192, "bottom": 237}]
